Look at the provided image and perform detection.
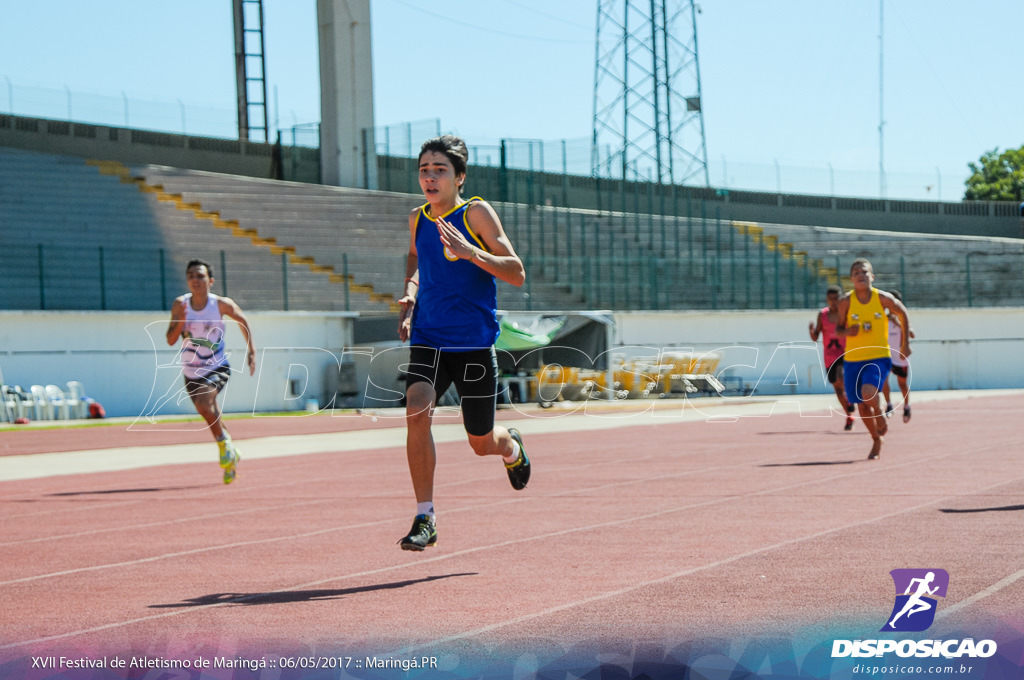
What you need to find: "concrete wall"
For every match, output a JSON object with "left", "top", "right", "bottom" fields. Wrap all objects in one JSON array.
[
  {"left": 0, "top": 311, "right": 357, "bottom": 418},
  {"left": 0, "top": 114, "right": 321, "bottom": 184},
  {"left": 613, "top": 307, "right": 1024, "bottom": 394},
  {"left": 2, "top": 308, "right": 1021, "bottom": 420}
]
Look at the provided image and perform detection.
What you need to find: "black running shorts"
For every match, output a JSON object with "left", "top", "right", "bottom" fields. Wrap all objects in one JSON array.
[
  {"left": 184, "top": 364, "right": 231, "bottom": 400},
  {"left": 826, "top": 357, "right": 844, "bottom": 384},
  {"left": 405, "top": 345, "right": 499, "bottom": 437}
]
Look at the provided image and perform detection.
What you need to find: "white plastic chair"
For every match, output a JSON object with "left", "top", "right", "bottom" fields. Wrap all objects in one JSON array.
[
  {"left": 4, "top": 385, "right": 32, "bottom": 420},
  {"left": 0, "top": 366, "right": 10, "bottom": 422},
  {"left": 65, "top": 380, "right": 88, "bottom": 419},
  {"left": 30, "top": 385, "right": 51, "bottom": 420},
  {"left": 45, "top": 384, "right": 71, "bottom": 420},
  {"left": 1, "top": 385, "right": 16, "bottom": 423}
]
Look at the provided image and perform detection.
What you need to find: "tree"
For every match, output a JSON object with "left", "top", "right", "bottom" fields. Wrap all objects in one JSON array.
[{"left": 964, "top": 145, "right": 1024, "bottom": 202}]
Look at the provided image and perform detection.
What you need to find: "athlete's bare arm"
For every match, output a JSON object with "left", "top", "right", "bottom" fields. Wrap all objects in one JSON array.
[
  {"left": 809, "top": 312, "right": 822, "bottom": 341},
  {"left": 398, "top": 207, "right": 420, "bottom": 342},
  {"left": 437, "top": 201, "right": 525, "bottom": 287},
  {"left": 165, "top": 297, "right": 187, "bottom": 345},
  {"left": 835, "top": 294, "right": 858, "bottom": 337},
  {"left": 218, "top": 297, "right": 257, "bottom": 375},
  {"left": 879, "top": 291, "right": 912, "bottom": 359}
]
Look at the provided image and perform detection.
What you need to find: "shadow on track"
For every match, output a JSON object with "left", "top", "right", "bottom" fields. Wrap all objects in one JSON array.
[
  {"left": 759, "top": 461, "right": 857, "bottom": 467},
  {"left": 47, "top": 486, "right": 203, "bottom": 496},
  {"left": 939, "top": 505, "right": 1024, "bottom": 514},
  {"left": 149, "top": 573, "right": 478, "bottom": 608}
]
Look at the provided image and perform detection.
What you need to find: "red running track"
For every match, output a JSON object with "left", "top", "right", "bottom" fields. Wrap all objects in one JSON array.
[{"left": 1, "top": 392, "right": 1023, "bottom": 677}]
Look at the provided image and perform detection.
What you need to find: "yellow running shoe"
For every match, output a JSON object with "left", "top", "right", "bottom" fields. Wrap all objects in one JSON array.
[{"left": 218, "top": 439, "right": 240, "bottom": 484}]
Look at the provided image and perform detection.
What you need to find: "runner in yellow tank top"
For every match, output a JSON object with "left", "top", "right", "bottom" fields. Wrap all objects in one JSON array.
[{"left": 836, "top": 259, "right": 911, "bottom": 461}]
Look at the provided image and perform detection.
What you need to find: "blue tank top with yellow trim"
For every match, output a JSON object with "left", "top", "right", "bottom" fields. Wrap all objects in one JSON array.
[{"left": 411, "top": 197, "right": 499, "bottom": 349}]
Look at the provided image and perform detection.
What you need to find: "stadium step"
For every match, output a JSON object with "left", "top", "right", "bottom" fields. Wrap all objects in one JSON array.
[{"left": 103, "top": 160, "right": 400, "bottom": 310}]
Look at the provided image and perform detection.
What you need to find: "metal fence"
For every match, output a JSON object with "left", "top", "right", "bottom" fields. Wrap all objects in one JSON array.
[
  {"left": 0, "top": 245, "right": 326, "bottom": 312},
  {"left": 0, "top": 79, "right": 999, "bottom": 201},
  {"left": 4, "top": 238, "right": 1017, "bottom": 314}
]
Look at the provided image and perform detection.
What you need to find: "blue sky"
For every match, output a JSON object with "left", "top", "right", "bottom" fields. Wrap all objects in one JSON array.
[{"left": 1, "top": 0, "right": 1021, "bottom": 200}]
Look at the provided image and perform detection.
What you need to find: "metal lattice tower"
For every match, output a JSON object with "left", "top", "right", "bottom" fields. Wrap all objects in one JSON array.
[
  {"left": 592, "top": 0, "right": 709, "bottom": 186},
  {"left": 232, "top": 0, "right": 270, "bottom": 142}
]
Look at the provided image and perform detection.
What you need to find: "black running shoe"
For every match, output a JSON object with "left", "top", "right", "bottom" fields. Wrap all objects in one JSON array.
[
  {"left": 399, "top": 514, "right": 437, "bottom": 551},
  {"left": 505, "top": 428, "right": 530, "bottom": 490}
]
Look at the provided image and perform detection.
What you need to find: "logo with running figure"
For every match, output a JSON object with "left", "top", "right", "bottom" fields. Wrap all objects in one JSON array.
[{"left": 881, "top": 569, "right": 949, "bottom": 632}]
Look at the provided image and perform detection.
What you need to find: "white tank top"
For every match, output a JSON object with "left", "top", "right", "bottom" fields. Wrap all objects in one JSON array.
[
  {"left": 888, "top": 315, "right": 908, "bottom": 367},
  {"left": 181, "top": 293, "right": 229, "bottom": 379}
]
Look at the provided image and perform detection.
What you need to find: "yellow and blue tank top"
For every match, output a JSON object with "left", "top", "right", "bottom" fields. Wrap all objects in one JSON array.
[
  {"left": 844, "top": 288, "right": 891, "bottom": 362},
  {"left": 411, "top": 197, "right": 499, "bottom": 350}
]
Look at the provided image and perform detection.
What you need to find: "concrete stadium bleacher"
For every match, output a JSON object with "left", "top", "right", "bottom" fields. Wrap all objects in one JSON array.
[
  {"left": 742, "top": 221, "right": 1024, "bottom": 307},
  {"left": 527, "top": 206, "right": 1024, "bottom": 309},
  {"left": 3, "top": 145, "right": 1022, "bottom": 314},
  {"left": 0, "top": 148, "right": 396, "bottom": 312},
  {"left": 532, "top": 207, "right": 828, "bottom": 310},
  {"left": 126, "top": 164, "right": 586, "bottom": 312}
]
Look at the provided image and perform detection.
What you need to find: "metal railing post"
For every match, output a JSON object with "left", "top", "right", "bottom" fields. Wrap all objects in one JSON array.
[
  {"left": 159, "top": 248, "right": 167, "bottom": 309},
  {"left": 37, "top": 244, "right": 45, "bottom": 310},
  {"left": 344, "top": 253, "right": 351, "bottom": 311},
  {"left": 220, "top": 250, "right": 228, "bottom": 297},
  {"left": 99, "top": 246, "right": 107, "bottom": 310},
  {"left": 281, "top": 252, "right": 289, "bottom": 311},
  {"left": 965, "top": 252, "right": 973, "bottom": 307},
  {"left": 775, "top": 249, "right": 782, "bottom": 309}
]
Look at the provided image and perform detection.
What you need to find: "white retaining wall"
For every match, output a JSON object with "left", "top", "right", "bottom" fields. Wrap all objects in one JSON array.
[
  {"left": 613, "top": 308, "right": 1024, "bottom": 394},
  {"left": 1, "top": 308, "right": 1022, "bottom": 419},
  {"left": 0, "top": 311, "right": 357, "bottom": 419}
]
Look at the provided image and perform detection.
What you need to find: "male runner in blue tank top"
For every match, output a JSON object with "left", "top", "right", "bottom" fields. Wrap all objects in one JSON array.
[{"left": 396, "top": 135, "right": 530, "bottom": 550}]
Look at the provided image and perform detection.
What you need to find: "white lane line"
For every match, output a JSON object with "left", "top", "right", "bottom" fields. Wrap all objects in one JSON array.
[
  {"left": 0, "top": 395, "right": 852, "bottom": 482},
  {"left": 4, "top": 390, "right": 1016, "bottom": 482},
  {"left": 935, "top": 568, "right": 1024, "bottom": 622},
  {"left": 4, "top": 436, "right": 1017, "bottom": 649},
  {"left": 0, "top": 497, "right": 337, "bottom": 548},
  {"left": 0, "top": 441, "right": 793, "bottom": 583},
  {"left": 390, "top": 472, "right": 1024, "bottom": 656}
]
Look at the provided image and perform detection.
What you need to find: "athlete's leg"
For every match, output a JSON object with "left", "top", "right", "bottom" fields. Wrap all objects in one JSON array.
[
  {"left": 831, "top": 370, "right": 851, "bottom": 413},
  {"left": 467, "top": 427, "right": 516, "bottom": 458},
  {"left": 453, "top": 348, "right": 529, "bottom": 490},
  {"left": 860, "top": 384, "right": 886, "bottom": 436},
  {"left": 899, "top": 374, "right": 911, "bottom": 422},
  {"left": 450, "top": 348, "right": 515, "bottom": 459},
  {"left": 405, "top": 381, "right": 438, "bottom": 504},
  {"left": 852, "top": 360, "right": 889, "bottom": 459},
  {"left": 857, "top": 395, "right": 884, "bottom": 459},
  {"left": 189, "top": 384, "right": 226, "bottom": 440}
]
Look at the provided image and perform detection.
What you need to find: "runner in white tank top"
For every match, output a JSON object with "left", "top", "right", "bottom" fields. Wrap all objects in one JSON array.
[
  {"left": 167, "top": 259, "right": 256, "bottom": 484},
  {"left": 181, "top": 292, "right": 230, "bottom": 380},
  {"left": 882, "top": 290, "right": 913, "bottom": 423}
]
